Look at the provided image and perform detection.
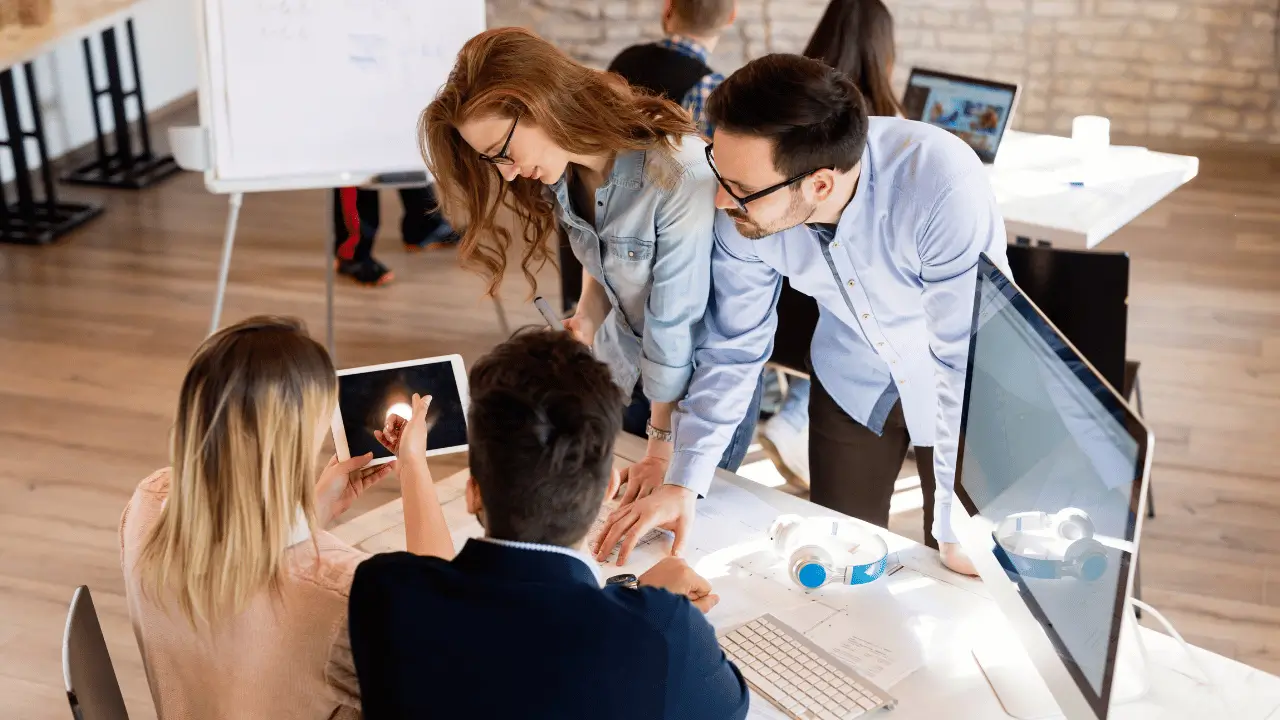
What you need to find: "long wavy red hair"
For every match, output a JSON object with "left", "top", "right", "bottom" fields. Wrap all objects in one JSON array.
[{"left": 421, "top": 27, "right": 696, "bottom": 295}]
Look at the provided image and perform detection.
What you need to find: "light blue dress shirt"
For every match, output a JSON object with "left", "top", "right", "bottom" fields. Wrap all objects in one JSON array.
[
  {"left": 550, "top": 136, "right": 718, "bottom": 403},
  {"left": 668, "top": 118, "right": 1010, "bottom": 543}
]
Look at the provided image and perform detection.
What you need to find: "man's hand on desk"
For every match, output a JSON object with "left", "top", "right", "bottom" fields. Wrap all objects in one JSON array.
[
  {"left": 939, "top": 542, "right": 978, "bottom": 576},
  {"left": 639, "top": 557, "right": 720, "bottom": 613},
  {"left": 594, "top": 484, "right": 696, "bottom": 566}
]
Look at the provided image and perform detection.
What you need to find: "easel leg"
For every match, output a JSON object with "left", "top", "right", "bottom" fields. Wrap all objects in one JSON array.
[
  {"left": 326, "top": 214, "right": 336, "bottom": 360},
  {"left": 210, "top": 193, "right": 244, "bottom": 336}
]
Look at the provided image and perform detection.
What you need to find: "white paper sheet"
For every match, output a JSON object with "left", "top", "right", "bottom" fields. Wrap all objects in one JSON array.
[{"left": 803, "top": 603, "right": 926, "bottom": 689}]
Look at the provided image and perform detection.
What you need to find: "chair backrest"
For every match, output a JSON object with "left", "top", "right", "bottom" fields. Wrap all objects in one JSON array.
[
  {"left": 63, "top": 586, "right": 130, "bottom": 720},
  {"left": 1005, "top": 244, "right": 1130, "bottom": 391},
  {"left": 769, "top": 277, "right": 820, "bottom": 375}
]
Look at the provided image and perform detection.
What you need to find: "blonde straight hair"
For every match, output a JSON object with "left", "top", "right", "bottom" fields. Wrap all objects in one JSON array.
[{"left": 138, "top": 316, "right": 337, "bottom": 627}]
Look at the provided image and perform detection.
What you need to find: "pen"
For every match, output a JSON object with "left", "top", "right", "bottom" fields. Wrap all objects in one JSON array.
[{"left": 533, "top": 296, "right": 560, "bottom": 329}]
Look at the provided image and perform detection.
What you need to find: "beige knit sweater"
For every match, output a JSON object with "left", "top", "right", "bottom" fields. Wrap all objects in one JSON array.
[{"left": 120, "top": 470, "right": 365, "bottom": 719}]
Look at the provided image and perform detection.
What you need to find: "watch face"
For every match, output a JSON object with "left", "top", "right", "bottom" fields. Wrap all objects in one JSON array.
[{"left": 606, "top": 573, "right": 638, "bottom": 588}]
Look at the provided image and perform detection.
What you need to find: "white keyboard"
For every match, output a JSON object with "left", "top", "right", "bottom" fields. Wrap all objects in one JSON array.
[{"left": 720, "top": 614, "right": 896, "bottom": 719}]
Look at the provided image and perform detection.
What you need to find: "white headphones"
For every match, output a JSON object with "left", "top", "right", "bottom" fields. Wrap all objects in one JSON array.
[
  {"left": 769, "top": 514, "right": 890, "bottom": 590},
  {"left": 993, "top": 508, "right": 1108, "bottom": 581}
]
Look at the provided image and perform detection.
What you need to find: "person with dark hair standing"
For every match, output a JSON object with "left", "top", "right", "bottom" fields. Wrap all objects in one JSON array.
[
  {"left": 759, "top": 0, "right": 904, "bottom": 489},
  {"left": 596, "top": 54, "right": 1009, "bottom": 576},
  {"left": 803, "top": 0, "right": 903, "bottom": 117},
  {"left": 347, "top": 330, "right": 748, "bottom": 720},
  {"left": 330, "top": 185, "right": 458, "bottom": 286}
]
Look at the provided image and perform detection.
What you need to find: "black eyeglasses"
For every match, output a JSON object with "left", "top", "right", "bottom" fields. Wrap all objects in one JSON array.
[
  {"left": 705, "top": 143, "right": 832, "bottom": 213},
  {"left": 478, "top": 115, "right": 519, "bottom": 166}
]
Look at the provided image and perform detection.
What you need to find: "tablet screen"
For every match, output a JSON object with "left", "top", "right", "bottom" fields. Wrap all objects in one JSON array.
[{"left": 337, "top": 359, "right": 468, "bottom": 459}]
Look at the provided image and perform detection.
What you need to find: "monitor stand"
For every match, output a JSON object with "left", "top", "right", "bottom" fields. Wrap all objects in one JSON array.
[{"left": 971, "top": 606, "right": 1148, "bottom": 719}]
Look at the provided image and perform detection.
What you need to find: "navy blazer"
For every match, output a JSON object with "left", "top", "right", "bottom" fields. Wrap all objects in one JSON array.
[{"left": 348, "top": 539, "right": 750, "bottom": 719}]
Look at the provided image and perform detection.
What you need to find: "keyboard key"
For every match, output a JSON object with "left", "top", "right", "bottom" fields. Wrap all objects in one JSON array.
[
  {"left": 857, "top": 696, "right": 877, "bottom": 710},
  {"left": 735, "top": 663, "right": 788, "bottom": 711},
  {"left": 820, "top": 710, "right": 841, "bottom": 720}
]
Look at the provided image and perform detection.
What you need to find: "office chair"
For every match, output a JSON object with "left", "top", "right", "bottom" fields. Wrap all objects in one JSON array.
[{"left": 63, "top": 586, "right": 130, "bottom": 720}]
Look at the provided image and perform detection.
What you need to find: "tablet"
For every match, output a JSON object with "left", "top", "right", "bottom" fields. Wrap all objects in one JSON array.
[{"left": 331, "top": 354, "right": 469, "bottom": 466}]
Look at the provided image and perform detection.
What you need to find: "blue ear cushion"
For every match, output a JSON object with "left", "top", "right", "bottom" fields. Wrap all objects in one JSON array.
[
  {"left": 797, "top": 563, "right": 828, "bottom": 589},
  {"left": 1079, "top": 554, "right": 1107, "bottom": 582}
]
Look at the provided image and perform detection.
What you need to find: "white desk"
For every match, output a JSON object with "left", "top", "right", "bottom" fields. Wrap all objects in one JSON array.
[
  {"left": 334, "top": 433, "right": 1280, "bottom": 719},
  {"left": 990, "top": 131, "right": 1199, "bottom": 251}
]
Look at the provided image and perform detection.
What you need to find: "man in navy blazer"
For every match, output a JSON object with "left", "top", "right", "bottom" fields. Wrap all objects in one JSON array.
[{"left": 348, "top": 330, "right": 750, "bottom": 720}]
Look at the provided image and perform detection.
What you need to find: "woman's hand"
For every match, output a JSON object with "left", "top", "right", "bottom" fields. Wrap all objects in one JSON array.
[
  {"left": 563, "top": 314, "right": 598, "bottom": 348},
  {"left": 314, "top": 454, "right": 395, "bottom": 527}
]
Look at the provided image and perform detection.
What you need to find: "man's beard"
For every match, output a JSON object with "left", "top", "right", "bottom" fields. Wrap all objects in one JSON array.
[{"left": 726, "top": 192, "right": 817, "bottom": 240}]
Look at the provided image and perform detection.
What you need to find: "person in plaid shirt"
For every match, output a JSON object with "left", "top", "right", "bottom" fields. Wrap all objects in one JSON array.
[{"left": 608, "top": 0, "right": 738, "bottom": 141}]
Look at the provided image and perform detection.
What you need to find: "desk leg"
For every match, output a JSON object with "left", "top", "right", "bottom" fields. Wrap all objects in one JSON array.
[
  {"left": 62, "top": 19, "right": 179, "bottom": 189},
  {"left": 0, "top": 64, "right": 102, "bottom": 245},
  {"left": 209, "top": 193, "right": 244, "bottom": 336}
]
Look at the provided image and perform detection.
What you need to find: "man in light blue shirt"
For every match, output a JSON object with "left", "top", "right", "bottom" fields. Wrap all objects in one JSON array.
[{"left": 595, "top": 54, "right": 1008, "bottom": 575}]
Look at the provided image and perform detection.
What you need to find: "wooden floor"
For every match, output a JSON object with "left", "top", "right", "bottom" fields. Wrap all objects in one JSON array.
[{"left": 2, "top": 122, "right": 1278, "bottom": 718}]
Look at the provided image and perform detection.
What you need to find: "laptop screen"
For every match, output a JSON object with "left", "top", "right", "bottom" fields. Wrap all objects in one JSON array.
[
  {"left": 955, "top": 254, "right": 1149, "bottom": 718},
  {"left": 902, "top": 68, "right": 1018, "bottom": 164}
]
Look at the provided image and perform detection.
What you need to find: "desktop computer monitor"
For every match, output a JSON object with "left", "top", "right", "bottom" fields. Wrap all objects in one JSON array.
[
  {"left": 902, "top": 68, "right": 1019, "bottom": 164},
  {"left": 952, "top": 254, "right": 1152, "bottom": 719}
]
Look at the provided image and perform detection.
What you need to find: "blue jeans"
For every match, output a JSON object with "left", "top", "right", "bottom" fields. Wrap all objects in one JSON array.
[
  {"left": 622, "top": 373, "right": 765, "bottom": 472},
  {"left": 773, "top": 375, "right": 811, "bottom": 432}
]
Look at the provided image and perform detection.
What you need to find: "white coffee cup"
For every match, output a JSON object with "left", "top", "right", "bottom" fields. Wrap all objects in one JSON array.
[{"left": 1072, "top": 115, "right": 1111, "bottom": 159}]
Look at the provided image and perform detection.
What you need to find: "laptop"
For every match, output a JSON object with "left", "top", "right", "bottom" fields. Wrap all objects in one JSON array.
[{"left": 902, "top": 68, "right": 1020, "bottom": 164}]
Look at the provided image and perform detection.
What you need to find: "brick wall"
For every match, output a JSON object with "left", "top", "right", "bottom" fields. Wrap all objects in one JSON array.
[{"left": 487, "top": 0, "right": 1280, "bottom": 144}]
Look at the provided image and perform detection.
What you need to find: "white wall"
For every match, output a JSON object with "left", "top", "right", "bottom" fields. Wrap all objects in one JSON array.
[{"left": 2, "top": 0, "right": 198, "bottom": 183}]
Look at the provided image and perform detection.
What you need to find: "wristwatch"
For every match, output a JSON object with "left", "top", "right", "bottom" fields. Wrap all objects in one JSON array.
[
  {"left": 606, "top": 573, "right": 639, "bottom": 590},
  {"left": 645, "top": 421, "right": 672, "bottom": 443}
]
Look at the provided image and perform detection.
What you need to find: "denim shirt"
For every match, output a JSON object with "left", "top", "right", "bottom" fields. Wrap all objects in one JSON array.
[
  {"left": 668, "top": 118, "right": 1011, "bottom": 544},
  {"left": 550, "top": 136, "right": 718, "bottom": 403}
]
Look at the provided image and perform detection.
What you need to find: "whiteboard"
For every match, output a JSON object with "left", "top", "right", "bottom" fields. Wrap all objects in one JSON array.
[{"left": 195, "top": 0, "right": 485, "bottom": 193}]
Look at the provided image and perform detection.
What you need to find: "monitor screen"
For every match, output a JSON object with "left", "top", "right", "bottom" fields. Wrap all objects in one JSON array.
[
  {"left": 955, "top": 255, "right": 1148, "bottom": 718},
  {"left": 902, "top": 69, "right": 1017, "bottom": 164},
  {"left": 337, "top": 358, "right": 468, "bottom": 460}
]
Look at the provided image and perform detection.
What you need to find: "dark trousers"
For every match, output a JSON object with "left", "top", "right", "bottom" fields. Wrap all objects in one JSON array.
[
  {"left": 621, "top": 374, "right": 765, "bottom": 473},
  {"left": 332, "top": 186, "right": 446, "bottom": 261},
  {"left": 809, "top": 373, "right": 939, "bottom": 549}
]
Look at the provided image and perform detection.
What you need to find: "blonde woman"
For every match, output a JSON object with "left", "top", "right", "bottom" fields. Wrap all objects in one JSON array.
[{"left": 120, "top": 316, "right": 453, "bottom": 719}]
